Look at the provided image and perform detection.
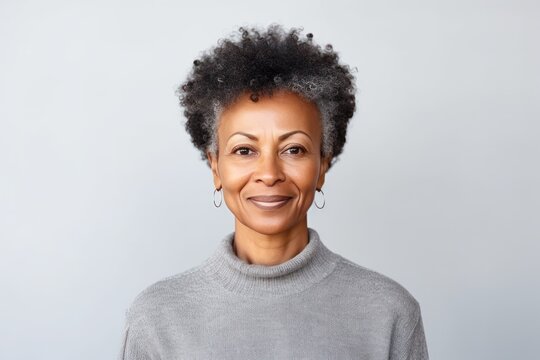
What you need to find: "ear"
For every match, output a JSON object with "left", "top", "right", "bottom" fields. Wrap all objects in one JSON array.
[
  {"left": 316, "top": 155, "right": 331, "bottom": 190},
  {"left": 206, "top": 151, "right": 222, "bottom": 190}
]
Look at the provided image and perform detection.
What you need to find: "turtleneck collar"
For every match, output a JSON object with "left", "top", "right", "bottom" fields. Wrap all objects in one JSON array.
[{"left": 201, "top": 227, "right": 339, "bottom": 298}]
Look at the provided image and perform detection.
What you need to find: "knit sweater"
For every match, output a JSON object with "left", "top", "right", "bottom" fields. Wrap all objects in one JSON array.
[{"left": 118, "top": 228, "right": 429, "bottom": 360}]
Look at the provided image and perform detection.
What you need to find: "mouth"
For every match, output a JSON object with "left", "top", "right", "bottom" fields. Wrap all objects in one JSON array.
[{"left": 247, "top": 195, "right": 292, "bottom": 210}]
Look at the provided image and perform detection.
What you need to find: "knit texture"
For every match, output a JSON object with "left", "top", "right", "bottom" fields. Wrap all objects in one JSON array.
[{"left": 118, "top": 228, "right": 429, "bottom": 359}]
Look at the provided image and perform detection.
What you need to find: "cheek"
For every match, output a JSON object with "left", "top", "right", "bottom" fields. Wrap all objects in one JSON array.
[
  {"left": 286, "top": 161, "right": 320, "bottom": 192},
  {"left": 218, "top": 162, "right": 251, "bottom": 196},
  {"left": 219, "top": 159, "right": 320, "bottom": 196}
]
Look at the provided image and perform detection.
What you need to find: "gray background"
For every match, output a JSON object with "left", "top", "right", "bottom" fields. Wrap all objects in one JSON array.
[{"left": 1, "top": 0, "right": 538, "bottom": 359}]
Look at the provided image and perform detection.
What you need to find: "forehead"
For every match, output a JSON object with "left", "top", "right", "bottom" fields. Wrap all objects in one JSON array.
[{"left": 218, "top": 90, "right": 322, "bottom": 136}]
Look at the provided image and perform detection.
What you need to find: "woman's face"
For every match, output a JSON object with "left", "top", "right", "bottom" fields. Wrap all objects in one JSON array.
[{"left": 207, "top": 90, "right": 330, "bottom": 236}]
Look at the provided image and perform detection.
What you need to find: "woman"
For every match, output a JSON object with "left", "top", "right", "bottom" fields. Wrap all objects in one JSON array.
[{"left": 118, "top": 24, "right": 429, "bottom": 360}]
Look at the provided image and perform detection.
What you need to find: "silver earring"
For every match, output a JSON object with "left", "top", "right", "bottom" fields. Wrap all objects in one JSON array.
[
  {"left": 213, "top": 188, "right": 223, "bottom": 207},
  {"left": 314, "top": 188, "right": 325, "bottom": 209}
]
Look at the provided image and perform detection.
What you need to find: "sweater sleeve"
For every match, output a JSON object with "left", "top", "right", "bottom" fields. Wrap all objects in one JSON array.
[
  {"left": 393, "top": 303, "right": 430, "bottom": 360},
  {"left": 117, "top": 309, "right": 156, "bottom": 360}
]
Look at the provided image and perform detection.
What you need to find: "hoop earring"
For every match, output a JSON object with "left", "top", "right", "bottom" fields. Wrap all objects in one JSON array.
[
  {"left": 213, "top": 188, "right": 223, "bottom": 208},
  {"left": 314, "top": 188, "right": 325, "bottom": 209}
]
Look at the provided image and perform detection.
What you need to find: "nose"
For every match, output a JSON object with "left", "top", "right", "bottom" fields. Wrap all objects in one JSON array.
[{"left": 254, "top": 151, "right": 286, "bottom": 186}]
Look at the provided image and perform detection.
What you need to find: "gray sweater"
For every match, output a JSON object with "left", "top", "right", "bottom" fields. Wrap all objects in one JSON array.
[{"left": 118, "top": 228, "right": 429, "bottom": 359}]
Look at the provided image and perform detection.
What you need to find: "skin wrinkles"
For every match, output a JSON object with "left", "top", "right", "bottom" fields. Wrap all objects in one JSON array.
[
  {"left": 227, "top": 130, "right": 314, "bottom": 143},
  {"left": 207, "top": 90, "right": 331, "bottom": 266}
]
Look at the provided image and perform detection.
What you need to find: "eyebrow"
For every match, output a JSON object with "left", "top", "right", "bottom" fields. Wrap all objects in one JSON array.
[{"left": 227, "top": 130, "right": 312, "bottom": 142}]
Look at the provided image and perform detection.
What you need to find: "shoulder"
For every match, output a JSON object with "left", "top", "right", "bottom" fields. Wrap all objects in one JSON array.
[
  {"left": 124, "top": 264, "right": 205, "bottom": 324},
  {"left": 332, "top": 254, "right": 421, "bottom": 320}
]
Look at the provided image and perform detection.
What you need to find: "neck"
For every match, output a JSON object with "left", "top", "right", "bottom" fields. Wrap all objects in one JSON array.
[
  {"left": 233, "top": 217, "right": 309, "bottom": 266},
  {"left": 202, "top": 227, "right": 339, "bottom": 298}
]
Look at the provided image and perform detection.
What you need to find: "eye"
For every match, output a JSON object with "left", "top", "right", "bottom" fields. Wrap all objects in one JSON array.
[
  {"left": 283, "top": 145, "right": 306, "bottom": 155},
  {"left": 232, "top": 146, "right": 255, "bottom": 156}
]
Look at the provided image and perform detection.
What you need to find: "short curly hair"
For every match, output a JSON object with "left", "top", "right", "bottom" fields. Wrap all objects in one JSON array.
[{"left": 177, "top": 23, "right": 357, "bottom": 169}]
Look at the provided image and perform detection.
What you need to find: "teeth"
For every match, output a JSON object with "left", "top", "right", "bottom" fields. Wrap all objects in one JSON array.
[{"left": 253, "top": 200, "right": 286, "bottom": 205}]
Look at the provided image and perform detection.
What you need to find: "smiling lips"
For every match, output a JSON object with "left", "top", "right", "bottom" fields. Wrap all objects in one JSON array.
[{"left": 248, "top": 195, "right": 292, "bottom": 210}]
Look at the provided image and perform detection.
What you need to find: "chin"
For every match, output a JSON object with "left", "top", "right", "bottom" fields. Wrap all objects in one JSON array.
[{"left": 240, "top": 218, "right": 298, "bottom": 236}]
